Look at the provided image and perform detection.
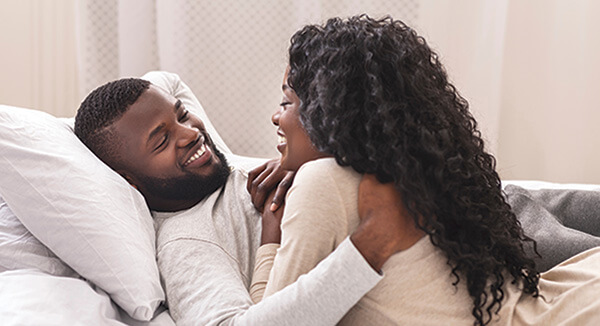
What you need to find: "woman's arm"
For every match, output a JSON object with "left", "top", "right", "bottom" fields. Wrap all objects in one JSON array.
[{"left": 261, "top": 160, "right": 353, "bottom": 299}]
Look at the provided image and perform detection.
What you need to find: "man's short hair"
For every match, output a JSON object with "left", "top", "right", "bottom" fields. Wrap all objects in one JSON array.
[{"left": 74, "top": 78, "right": 151, "bottom": 169}]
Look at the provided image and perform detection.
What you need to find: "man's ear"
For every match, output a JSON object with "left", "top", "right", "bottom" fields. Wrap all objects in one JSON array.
[{"left": 117, "top": 170, "right": 139, "bottom": 190}]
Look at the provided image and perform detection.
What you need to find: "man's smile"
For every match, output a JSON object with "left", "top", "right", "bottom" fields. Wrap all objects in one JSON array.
[{"left": 183, "top": 135, "right": 214, "bottom": 169}]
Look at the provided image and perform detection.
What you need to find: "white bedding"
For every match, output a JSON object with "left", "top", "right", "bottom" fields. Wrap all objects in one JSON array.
[
  {"left": 0, "top": 269, "right": 123, "bottom": 325},
  {"left": 0, "top": 269, "right": 174, "bottom": 326}
]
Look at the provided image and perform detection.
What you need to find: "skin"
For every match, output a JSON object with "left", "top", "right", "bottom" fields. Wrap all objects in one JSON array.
[
  {"left": 247, "top": 159, "right": 295, "bottom": 213},
  {"left": 272, "top": 69, "right": 329, "bottom": 171},
  {"left": 357, "top": 175, "right": 426, "bottom": 253},
  {"left": 110, "top": 85, "right": 227, "bottom": 212}
]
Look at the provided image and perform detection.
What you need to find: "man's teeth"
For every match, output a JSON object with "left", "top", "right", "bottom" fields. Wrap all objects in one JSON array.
[
  {"left": 278, "top": 135, "right": 286, "bottom": 144},
  {"left": 185, "top": 144, "right": 206, "bottom": 165}
]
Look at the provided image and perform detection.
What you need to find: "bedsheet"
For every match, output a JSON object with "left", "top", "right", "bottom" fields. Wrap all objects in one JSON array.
[{"left": 0, "top": 269, "right": 175, "bottom": 325}]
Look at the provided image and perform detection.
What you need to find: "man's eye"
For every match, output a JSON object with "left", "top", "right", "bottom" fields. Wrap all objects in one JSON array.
[
  {"left": 178, "top": 110, "right": 189, "bottom": 122},
  {"left": 154, "top": 134, "right": 168, "bottom": 151},
  {"left": 280, "top": 101, "right": 291, "bottom": 107}
]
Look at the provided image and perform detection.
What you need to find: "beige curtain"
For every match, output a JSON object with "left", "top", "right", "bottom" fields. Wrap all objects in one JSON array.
[
  {"left": 3, "top": 0, "right": 597, "bottom": 182},
  {"left": 75, "top": 0, "right": 419, "bottom": 158}
]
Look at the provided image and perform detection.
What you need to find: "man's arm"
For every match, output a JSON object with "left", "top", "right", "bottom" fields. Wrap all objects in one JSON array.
[{"left": 158, "top": 236, "right": 381, "bottom": 325}]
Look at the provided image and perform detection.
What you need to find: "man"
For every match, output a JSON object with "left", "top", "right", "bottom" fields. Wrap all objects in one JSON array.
[{"left": 74, "top": 71, "right": 406, "bottom": 325}]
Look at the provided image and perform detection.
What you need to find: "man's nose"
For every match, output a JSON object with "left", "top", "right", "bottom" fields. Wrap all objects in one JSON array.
[{"left": 176, "top": 124, "right": 200, "bottom": 148}]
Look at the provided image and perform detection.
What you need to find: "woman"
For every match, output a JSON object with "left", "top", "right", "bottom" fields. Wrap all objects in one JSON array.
[{"left": 252, "top": 15, "right": 600, "bottom": 325}]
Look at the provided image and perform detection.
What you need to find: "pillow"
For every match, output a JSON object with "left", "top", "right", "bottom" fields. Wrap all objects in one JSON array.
[
  {"left": 0, "top": 270, "right": 122, "bottom": 325},
  {"left": 0, "top": 105, "right": 163, "bottom": 321},
  {"left": 0, "top": 194, "right": 76, "bottom": 277}
]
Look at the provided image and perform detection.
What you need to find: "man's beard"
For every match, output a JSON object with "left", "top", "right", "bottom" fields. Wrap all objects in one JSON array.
[{"left": 138, "top": 146, "right": 230, "bottom": 203}]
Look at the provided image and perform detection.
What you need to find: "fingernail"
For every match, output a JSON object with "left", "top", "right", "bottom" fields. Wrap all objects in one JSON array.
[{"left": 270, "top": 203, "right": 278, "bottom": 212}]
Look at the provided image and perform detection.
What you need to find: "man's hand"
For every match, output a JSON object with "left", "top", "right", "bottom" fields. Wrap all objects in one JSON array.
[
  {"left": 247, "top": 158, "right": 295, "bottom": 213},
  {"left": 350, "top": 174, "right": 424, "bottom": 271}
]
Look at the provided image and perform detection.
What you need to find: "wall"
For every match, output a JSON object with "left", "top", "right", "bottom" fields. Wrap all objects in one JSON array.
[
  {"left": 417, "top": 0, "right": 600, "bottom": 184},
  {"left": 497, "top": 0, "right": 600, "bottom": 183},
  {"left": 0, "top": 0, "right": 79, "bottom": 117}
]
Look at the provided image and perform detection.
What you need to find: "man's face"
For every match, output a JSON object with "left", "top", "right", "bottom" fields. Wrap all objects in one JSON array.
[{"left": 111, "top": 85, "right": 229, "bottom": 211}]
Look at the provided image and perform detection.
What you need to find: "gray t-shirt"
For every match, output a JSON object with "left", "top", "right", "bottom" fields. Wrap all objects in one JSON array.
[{"left": 153, "top": 168, "right": 382, "bottom": 325}]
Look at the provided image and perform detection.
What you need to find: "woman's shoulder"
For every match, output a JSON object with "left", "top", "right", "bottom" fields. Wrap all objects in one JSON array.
[
  {"left": 292, "top": 158, "right": 361, "bottom": 201},
  {"left": 297, "top": 157, "right": 359, "bottom": 180}
]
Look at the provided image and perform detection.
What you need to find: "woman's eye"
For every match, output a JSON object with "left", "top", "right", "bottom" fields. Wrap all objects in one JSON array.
[{"left": 280, "top": 101, "right": 291, "bottom": 108}]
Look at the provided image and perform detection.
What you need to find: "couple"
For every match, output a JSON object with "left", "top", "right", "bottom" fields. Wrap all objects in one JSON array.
[{"left": 75, "top": 15, "right": 600, "bottom": 325}]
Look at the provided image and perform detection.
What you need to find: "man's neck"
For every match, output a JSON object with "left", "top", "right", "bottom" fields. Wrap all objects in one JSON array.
[{"left": 148, "top": 197, "right": 203, "bottom": 212}]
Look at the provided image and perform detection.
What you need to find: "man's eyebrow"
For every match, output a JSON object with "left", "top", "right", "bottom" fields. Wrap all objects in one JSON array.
[{"left": 282, "top": 84, "right": 290, "bottom": 91}]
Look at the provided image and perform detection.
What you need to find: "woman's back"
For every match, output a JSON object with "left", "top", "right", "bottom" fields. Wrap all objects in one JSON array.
[
  {"left": 262, "top": 158, "right": 600, "bottom": 325},
  {"left": 263, "top": 158, "right": 475, "bottom": 325}
]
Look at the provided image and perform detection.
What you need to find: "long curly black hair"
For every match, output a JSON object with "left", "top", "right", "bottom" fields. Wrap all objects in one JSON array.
[{"left": 287, "top": 15, "right": 539, "bottom": 326}]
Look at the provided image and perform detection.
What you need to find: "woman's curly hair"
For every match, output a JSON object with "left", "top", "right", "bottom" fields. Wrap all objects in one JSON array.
[{"left": 287, "top": 15, "right": 539, "bottom": 326}]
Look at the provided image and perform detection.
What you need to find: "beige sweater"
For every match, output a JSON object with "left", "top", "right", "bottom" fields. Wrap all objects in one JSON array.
[{"left": 252, "top": 158, "right": 600, "bottom": 325}]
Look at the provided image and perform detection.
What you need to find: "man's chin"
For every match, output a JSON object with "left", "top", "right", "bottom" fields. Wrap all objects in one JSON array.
[{"left": 139, "top": 146, "right": 230, "bottom": 203}]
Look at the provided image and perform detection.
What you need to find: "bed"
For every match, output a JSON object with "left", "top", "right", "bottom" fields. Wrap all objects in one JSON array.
[{"left": 0, "top": 71, "right": 598, "bottom": 325}]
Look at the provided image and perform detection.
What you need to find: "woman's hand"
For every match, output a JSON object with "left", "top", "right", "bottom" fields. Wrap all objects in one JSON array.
[
  {"left": 350, "top": 174, "right": 424, "bottom": 271},
  {"left": 247, "top": 158, "right": 295, "bottom": 213},
  {"left": 260, "top": 190, "right": 285, "bottom": 245}
]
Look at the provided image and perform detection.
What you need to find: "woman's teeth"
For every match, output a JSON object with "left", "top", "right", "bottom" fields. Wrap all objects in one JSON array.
[
  {"left": 185, "top": 143, "right": 207, "bottom": 165},
  {"left": 278, "top": 135, "right": 286, "bottom": 144}
]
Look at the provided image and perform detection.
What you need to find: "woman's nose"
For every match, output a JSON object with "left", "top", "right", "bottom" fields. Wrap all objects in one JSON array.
[{"left": 271, "top": 109, "right": 280, "bottom": 127}]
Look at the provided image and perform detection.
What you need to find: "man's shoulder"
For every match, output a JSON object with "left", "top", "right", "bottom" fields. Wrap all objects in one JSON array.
[
  {"left": 223, "top": 168, "right": 251, "bottom": 198},
  {"left": 154, "top": 169, "right": 257, "bottom": 245}
]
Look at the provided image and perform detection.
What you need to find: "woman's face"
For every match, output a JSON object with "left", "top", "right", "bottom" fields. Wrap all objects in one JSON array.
[{"left": 272, "top": 68, "right": 327, "bottom": 171}]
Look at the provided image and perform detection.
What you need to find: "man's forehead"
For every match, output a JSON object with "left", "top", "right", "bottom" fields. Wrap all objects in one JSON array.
[
  {"left": 111, "top": 87, "right": 171, "bottom": 141},
  {"left": 123, "top": 86, "right": 175, "bottom": 118}
]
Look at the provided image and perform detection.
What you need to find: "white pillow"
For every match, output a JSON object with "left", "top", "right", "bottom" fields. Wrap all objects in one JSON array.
[
  {"left": 0, "top": 105, "right": 163, "bottom": 321},
  {"left": 0, "top": 194, "right": 76, "bottom": 277},
  {"left": 0, "top": 270, "right": 122, "bottom": 325}
]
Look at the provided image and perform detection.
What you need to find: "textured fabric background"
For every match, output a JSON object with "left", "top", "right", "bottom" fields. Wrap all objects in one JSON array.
[{"left": 76, "top": 0, "right": 418, "bottom": 158}]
